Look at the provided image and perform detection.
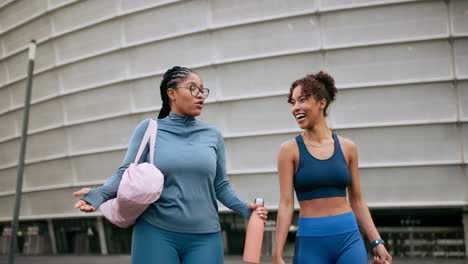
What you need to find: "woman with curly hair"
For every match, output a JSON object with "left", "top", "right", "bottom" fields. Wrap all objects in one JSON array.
[{"left": 273, "top": 71, "right": 392, "bottom": 264}]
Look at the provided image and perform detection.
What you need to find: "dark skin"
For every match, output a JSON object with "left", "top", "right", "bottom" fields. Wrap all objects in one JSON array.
[
  {"left": 273, "top": 86, "right": 392, "bottom": 264},
  {"left": 74, "top": 73, "right": 268, "bottom": 220}
]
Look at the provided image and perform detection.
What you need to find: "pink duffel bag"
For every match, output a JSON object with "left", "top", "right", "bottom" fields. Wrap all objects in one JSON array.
[{"left": 100, "top": 119, "right": 164, "bottom": 228}]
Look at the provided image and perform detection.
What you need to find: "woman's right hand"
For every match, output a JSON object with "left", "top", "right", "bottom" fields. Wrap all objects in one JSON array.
[{"left": 73, "top": 188, "right": 96, "bottom": 212}]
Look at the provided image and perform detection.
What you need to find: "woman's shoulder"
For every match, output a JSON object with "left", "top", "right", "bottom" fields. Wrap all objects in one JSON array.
[
  {"left": 196, "top": 121, "right": 221, "bottom": 133},
  {"left": 134, "top": 119, "right": 152, "bottom": 131},
  {"left": 143, "top": 117, "right": 167, "bottom": 128},
  {"left": 279, "top": 138, "right": 299, "bottom": 155},
  {"left": 282, "top": 138, "right": 298, "bottom": 148},
  {"left": 336, "top": 134, "right": 358, "bottom": 154},
  {"left": 133, "top": 118, "right": 166, "bottom": 134}
]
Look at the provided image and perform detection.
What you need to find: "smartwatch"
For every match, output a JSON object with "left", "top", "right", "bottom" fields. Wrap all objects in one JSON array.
[{"left": 370, "top": 239, "right": 385, "bottom": 248}]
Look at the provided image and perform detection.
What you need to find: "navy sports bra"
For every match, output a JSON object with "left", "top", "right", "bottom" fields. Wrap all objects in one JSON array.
[{"left": 294, "top": 133, "right": 351, "bottom": 201}]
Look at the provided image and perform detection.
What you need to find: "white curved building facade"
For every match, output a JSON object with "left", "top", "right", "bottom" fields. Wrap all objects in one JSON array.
[{"left": 0, "top": 0, "right": 467, "bottom": 258}]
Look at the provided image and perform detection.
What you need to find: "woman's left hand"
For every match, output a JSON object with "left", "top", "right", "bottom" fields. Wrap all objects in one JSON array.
[
  {"left": 248, "top": 203, "right": 268, "bottom": 221},
  {"left": 372, "top": 244, "right": 392, "bottom": 264}
]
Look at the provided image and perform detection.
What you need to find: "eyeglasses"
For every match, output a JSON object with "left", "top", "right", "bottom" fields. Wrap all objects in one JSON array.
[{"left": 176, "top": 85, "right": 210, "bottom": 98}]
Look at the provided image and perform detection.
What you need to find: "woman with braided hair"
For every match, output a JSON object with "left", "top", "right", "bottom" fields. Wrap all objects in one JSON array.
[
  {"left": 273, "top": 71, "right": 392, "bottom": 264},
  {"left": 72, "top": 66, "right": 268, "bottom": 263}
]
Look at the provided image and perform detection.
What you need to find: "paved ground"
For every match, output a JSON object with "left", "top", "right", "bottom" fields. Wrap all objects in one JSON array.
[{"left": 0, "top": 255, "right": 467, "bottom": 264}]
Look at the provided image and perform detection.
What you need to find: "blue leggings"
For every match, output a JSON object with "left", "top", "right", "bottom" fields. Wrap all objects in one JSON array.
[
  {"left": 131, "top": 218, "right": 223, "bottom": 264},
  {"left": 294, "top": 212, "right": 368, "bottom": 264}
]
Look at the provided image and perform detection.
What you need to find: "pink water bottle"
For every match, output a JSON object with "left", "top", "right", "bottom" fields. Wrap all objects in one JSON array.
[{"left": 243, "top": 198, "right": 265, "bottom": 264}]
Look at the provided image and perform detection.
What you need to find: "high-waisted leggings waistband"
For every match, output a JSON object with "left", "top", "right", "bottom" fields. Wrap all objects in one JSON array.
[{"left": 297, "top": 211, "right": 359, "bottom": 237}]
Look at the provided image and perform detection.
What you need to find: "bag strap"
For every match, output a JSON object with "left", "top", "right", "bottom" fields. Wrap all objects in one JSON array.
[
  {"left": 149, "top": 119, "right": 156, "bottom": 164},
  {"left": 134, "top": 119, "right": 157, "bottom": 164}
]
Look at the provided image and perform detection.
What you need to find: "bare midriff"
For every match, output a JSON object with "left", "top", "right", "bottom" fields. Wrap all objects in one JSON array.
[{"left": 299, "top": 197, "right": 352, "bottom": 218}]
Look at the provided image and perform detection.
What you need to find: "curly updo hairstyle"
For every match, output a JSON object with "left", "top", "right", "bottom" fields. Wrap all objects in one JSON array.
[{"left": 287, "top": 71, "right": 337, "bottom": 117}]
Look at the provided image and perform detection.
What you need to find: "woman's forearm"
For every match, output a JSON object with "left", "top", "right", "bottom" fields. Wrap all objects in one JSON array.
[
  {"left": 351, "top": 199, "right": 381, "bottom": 242},
  {"left": 273, "top": 203, "right": 294, "bottom": 257}
]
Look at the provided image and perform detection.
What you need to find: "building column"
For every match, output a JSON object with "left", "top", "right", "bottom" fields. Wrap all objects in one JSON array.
[
  {"left": 96, "top": 217, "right": 108, "bottom": 255},
  {"left": 47, "top": 219, "right": 57, "bottom": 254},
  {"left": 263, "top": 220, "right": 276, "bottom": 257},
  {"left": 221, "top": 230, "right": 229, "bottom": 254},
  {"left": 463, "top": 213, "right": 468, "bottom": 259}
]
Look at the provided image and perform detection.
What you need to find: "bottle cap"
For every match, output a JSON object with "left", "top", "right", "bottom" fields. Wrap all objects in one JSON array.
[{"left": 254, "top": 198, "right": 264, "bottom": 206}]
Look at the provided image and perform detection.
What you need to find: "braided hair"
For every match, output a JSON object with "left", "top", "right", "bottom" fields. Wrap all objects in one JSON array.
[
  {"left": 287, "top": 71, "right": 337, "bottom": 117},
  {"left": 158, "top": 66, "right": 195, "bottom": 119}
]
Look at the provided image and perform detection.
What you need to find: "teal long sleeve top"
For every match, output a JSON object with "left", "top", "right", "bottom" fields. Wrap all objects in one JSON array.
[{"left": 83, "top": 112, "right": 252, "bottom": 233}]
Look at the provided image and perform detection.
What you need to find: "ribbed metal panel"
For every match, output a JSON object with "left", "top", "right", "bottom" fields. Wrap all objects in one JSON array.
[{"left": 0, "top": 0, "right": 466, "bottom": 221}]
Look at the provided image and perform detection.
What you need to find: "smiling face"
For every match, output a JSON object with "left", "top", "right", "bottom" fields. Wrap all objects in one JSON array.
[
  {"left": 167, "top": 72, "right": 205, "bottom": 117},
  {"left": 290, "top": 85, "right": 326, "bottom": 129}
]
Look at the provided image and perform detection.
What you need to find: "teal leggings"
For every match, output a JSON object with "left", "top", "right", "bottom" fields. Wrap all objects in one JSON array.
[{"left": 131, "top": 218, "right": 223, "bottom": 264}]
